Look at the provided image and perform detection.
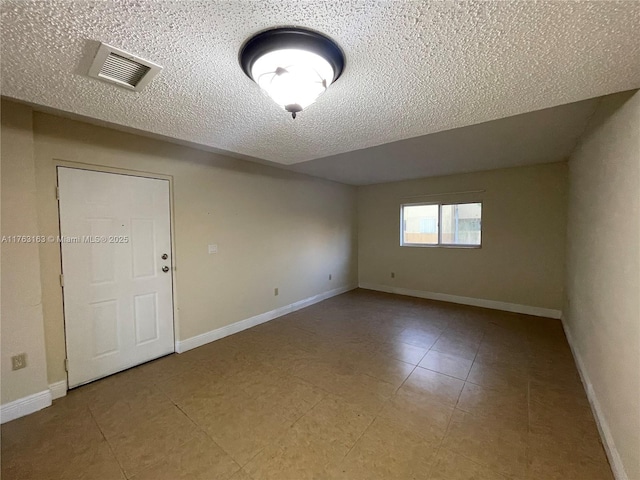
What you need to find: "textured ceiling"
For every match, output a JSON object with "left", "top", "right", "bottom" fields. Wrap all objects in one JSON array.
[
  {"left": 289, "top": 96, "right": 601, "bottom": 185},
  {"left": 1, "top": 1, "right": 639, "bottom": 167}
]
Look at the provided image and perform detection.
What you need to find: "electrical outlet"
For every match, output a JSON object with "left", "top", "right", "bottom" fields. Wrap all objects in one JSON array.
[
  {"left": 274, "top": 287, "right": 279, "bottom": 296},
  {"left": 329, "top": 274, "right": 332, "bottom": 280},
  {"left": 391, "top": 272, "right": 395, "bottom": 278},
  {"left": 11, "top": 353, "right": 27, "bottom": 370}
]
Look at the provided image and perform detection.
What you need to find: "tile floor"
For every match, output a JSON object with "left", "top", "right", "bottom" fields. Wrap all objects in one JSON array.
[{"left": 1, "top": 289, "right": 614, "bottom": 479}]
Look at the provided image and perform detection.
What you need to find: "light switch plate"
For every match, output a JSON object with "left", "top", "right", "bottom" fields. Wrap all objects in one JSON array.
[{"left": 208, "top": 244, "right": 218, "bottom": 254}]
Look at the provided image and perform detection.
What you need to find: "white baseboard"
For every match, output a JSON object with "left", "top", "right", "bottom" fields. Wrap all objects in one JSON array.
[
  {"left": 49, "top": 380, "right": 67, "bottom": 400},
  {"left": 561, "top": 316, "right": 629, "bottom": 480},
  {"left": 0, "top": 389, "right": 52, "bottom": 424},
  {"left": 358, "top": 283, "right": 562, "bottom": 319},
  {"left": 175, "top": 285, "right": 357, "bottom": 353}
]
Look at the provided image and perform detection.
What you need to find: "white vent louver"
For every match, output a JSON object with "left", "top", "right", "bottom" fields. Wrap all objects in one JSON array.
[{"left": 88, "top": 43, "right": 162, "bottom": 92}]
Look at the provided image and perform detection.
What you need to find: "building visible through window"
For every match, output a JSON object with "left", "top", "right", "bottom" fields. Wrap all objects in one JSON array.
[{"left": 401, "top": 202, "right": 481, "bottom": 247}]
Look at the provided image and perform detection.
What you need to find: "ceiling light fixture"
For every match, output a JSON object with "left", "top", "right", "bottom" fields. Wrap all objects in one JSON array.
[{"left": 240, "top": 27, "right": 345, "bottom": 119}]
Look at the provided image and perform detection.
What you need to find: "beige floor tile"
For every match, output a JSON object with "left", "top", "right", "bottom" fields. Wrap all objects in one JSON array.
[
  {"left": 484, "top": 313, "right": 528, "bottom": 332},
  {"left": 179, "top": 336, "right": 238, "bottom": 361},
  {"left": 244, "top": 396, "right": 374, "bottom": 480},
  {"left": 474, "top": 344, "right": 530, "bottom": 369},
  {"left": 528, "top": 374, "right": 588, "bottom": 407},
  {"left": 438, "top": 329, "right": 484, "bottom": 347},
  {"left": 183, "top": 386, "right": 296, "bottom": 466},
  {"left": 293, "top": 330, "right": 342, "bottom": 355},
  {"left": 529, "top": 355, "right": 583, "bottom": 387},
  {"left": 0, "top": 290, "right": 613, "bottom": 480},
  {"left": 456, "top": 381, "right": 528, "bottom": 423},
  {"left": 157, "top": 369, "right": 248, "bottom": 407},
  {"left": 229, "top": 469, "right": 255, "bottom": 480},
  {"left": 431, "top": 336, "right": 479, "bottom": 361},
  {"left": 264, "top": 344, "right": 324, "bottom": 372},
  {"left": 427, "top": 448, "right": 513, "bottom": 480},
  {"left": 131, "top": 352, "right": 201, "bottom": 384},
  {"left": 2, "top": 438, "right": 125, "bottom": 480},
  {"left": 528, "top": 431, "right": 614, "bottom": 480},
  {"left": 156, "top": 365, "right": 224, "bottom": 404},
  {"left": 332, "top": 417, "right": 438, "bottom": 480},
  {"left": 294, "top": 395, "right": 375, "bottom": 446},
  {"left": 442, "top": 409, "right": 528, "bottom": 479},
  {"left": 355, "top": 355, "right": 416, "bottom": 388},
  {"left": 528, "top": 396, "right": 602, "bottom": 444},
  {"left": 90, "top": 383, "right": 175, "bottom": 439},
  {"left": 130, "top": 430, "right": 240, "bottom": 480},
  {"left": 1, "top": 401, "right": 103, "bottom": 454},
  {"left": 373, "top": 340, "right": 429, "bottom": 365},
  {"left": 107, "top": 406, "right": 199, "bottom": 477},
  {"left": 482, "top": 325, "right": 528, "bottom": 347},
  {"left": 75, "top": 363, "right": 154, "bottom": 394},
  {"left": 293, "top": 361, "right": 396, "bottom": 415},
  {"left": 205, "top": 414, "right": 293, "bottom": 467},
  {"left": 445, "top": 317, "right": 487, "bottom": 336},
  {"left": 377, "top": 388, "right": 454, "bottom": 446},
  {"left": 58, "top": 440, "right": 127, "bottom": 480},
  {"left": 193, "top": 342, "right": 266, "bottom": 375},
  {"left": 174, "top": 372, "right": 255, "bottom": 425},
  {"left": 396, "top": 327, "right": 442, "bottom": 349},
  {"left": 466, "top": 360, "right": 528, "bottom": 390},
  {"left": 329, "top": 372, "right": 397, "bottom": 415},
  {"left": 242, "top": 371, "right": 326, "bottom": 424},
  {"left": 419, "top": 350, "right": 474, "bottom": 380},
  {"left": 401, "top": 366, "right": 465, "bottom": 407},
  {"left": 1, "top": 404, "right": 115, "bottom": 480}
]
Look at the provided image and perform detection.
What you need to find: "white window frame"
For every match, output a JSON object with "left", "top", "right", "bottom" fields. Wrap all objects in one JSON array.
[{"left": 400, "top": 201, "right": 483, "bottom": 248}]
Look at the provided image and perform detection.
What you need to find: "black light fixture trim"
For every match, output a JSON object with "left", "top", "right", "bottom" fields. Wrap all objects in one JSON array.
[{"left": 239, "top": 27, "right": 345, "bottom": 84}]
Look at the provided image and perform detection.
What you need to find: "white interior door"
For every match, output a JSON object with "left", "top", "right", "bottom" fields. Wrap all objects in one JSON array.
[{"left": 58, "top": 167, "right": 174, "bottom": 388}]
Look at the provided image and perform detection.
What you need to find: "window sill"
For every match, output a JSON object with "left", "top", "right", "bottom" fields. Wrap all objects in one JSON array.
[{"left": 401, "top": 244, "right": 482, "bottom": 249}]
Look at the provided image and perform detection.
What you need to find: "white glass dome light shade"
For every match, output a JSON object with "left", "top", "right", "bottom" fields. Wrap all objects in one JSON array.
[
  {"left": 251, "top": 49, "right": 335, "bottom": 113},
  {"left": 240, "top": 28, "right": 345, "bottom": 118}
]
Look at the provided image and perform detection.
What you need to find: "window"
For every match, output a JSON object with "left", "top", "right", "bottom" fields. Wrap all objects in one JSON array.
[
  {"left": 401, "top": 202, "right": 482, "bottom": 247},
  {"left": 402, "top": 204, "right": 439, "bottom": 245}
]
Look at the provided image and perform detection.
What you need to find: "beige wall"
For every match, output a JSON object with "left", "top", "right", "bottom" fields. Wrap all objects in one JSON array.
[
  {"left": 1, "top": 102, "right": 50, "bottom": 404},
  {"left": 358, "top": 163, "right": 568, "bottom": 311},
  {"left": 564, "top": 90, "right": 640, "bottom": 480},
  {"left": 1, "top": 99, "right": 358, "bottom": 390}
]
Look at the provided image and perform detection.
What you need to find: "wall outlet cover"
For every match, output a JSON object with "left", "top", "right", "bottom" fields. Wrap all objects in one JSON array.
[{"left": 11, "top": 353, "right": 27, "bottom": 370}]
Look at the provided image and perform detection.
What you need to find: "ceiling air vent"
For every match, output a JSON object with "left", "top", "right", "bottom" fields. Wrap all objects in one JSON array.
[{"left": 88, "top": 43, "right": 162, "bottom": 92}]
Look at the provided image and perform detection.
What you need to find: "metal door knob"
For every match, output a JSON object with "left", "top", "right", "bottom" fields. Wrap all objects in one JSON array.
[
  {"left": 161, "top": 253, "right": 168, "bottom": 260},
  {"left": 162, "top": 266, "right": 170, "bottom": 273}
]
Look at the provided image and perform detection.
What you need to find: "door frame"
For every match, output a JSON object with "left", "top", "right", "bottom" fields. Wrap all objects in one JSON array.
[{"left": 54, "top": 160, "right": 180, "bottom": 387}]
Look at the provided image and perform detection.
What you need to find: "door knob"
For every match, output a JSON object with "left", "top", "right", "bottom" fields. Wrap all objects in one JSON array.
[
  {"left": 162, "top": 266, "right": 170, "bottom": 273},
  {"left": 161, "top": 253, "right": 168, "bottom": 260}
]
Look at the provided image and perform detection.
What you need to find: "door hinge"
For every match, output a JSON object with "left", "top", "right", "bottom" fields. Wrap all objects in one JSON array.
[
  {"left": 59, "top": 274, "right": 64, "bottom": 287},
  {"left": 64, "top": 358, "right": 69, "bottom": 372},
  {"left": 55, "top": 186, "right": 60, "bottom": 200}
]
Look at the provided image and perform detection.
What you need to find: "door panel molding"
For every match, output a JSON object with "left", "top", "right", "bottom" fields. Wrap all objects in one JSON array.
[{"left": 57, "top": 165, "right": 176, "bottom": 387}]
